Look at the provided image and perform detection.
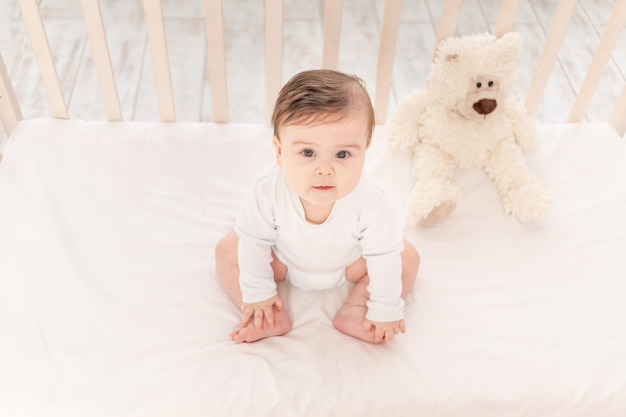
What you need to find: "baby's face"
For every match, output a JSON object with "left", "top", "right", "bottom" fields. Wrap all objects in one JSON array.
[{"left": 274, "top": 113, "right": 369, "bottom": 223}]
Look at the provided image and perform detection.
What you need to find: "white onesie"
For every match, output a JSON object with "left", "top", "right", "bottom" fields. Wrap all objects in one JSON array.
[{"left": 235, "top": 165, "right": 405, "bottom": 322}]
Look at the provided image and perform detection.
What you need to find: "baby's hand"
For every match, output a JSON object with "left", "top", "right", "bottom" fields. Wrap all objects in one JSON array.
[
  {"left": 240, "top": 295, "right": 284, "bottom": 331},
  {"left": 363, "top": 319, "right": 406, "bottom": 343}
]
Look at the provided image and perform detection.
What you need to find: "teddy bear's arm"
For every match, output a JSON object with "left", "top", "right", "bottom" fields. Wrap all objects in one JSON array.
[
  {"left": 505, "top": 97, "right": 537, "bottom": 153},
  {"left": 386, "top": 89, "right": 428, "bottom": 152}
]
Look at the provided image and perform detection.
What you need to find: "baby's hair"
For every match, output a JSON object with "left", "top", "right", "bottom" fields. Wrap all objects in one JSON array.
[{"left": 271, "top": 69, "right": 375, "bottom": 143}]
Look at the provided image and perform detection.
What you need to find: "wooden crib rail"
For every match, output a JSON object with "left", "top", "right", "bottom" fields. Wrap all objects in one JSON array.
[
  {"left": 1, "top": 0, "right": 626, "bottom": 138},
  {"left": 17, "top": 0, "right": 68, "bottom": 120},
  {"left": 0, "top": 51, "right": 22, "bottom": 135},
  {"left": 142, "top": 0, "right": 176, "bottom": 122},
  {"left": 523, "top": 0, "right": 578, "bottom": 118},
  {"left": 204, "top": 0, "right": 228, "bottom": 123},
  {"left": 81, "top": 0, "right": 122, "bottom": 122}
]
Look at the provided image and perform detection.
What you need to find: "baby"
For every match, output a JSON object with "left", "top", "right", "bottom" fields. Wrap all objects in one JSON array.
[{"left": 215, "top": 69, "right": 420, "bottom": 344}]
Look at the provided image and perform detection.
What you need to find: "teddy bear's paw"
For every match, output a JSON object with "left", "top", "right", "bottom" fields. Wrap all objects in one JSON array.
[
  {"left": 405, "top": 194, "right": 456, "bottom": 227},
  {"left": 503, "top": 181, "right": 552, "bottom": 223},
  {"left": 405, "top": 182, "right": 460, "bottom": 227},
  {"left": 418, "top": 201, "right": 457, "bottom": 227}
]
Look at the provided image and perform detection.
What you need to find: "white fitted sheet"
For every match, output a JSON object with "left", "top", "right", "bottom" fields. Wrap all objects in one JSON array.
[{"left": 1, "top": 119, "right": 625, "bottom": 416}]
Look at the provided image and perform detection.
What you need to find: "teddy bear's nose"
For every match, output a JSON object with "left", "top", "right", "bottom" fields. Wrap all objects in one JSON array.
[{"left": 473, "top": 98, "right": 497, "bottom": 115}]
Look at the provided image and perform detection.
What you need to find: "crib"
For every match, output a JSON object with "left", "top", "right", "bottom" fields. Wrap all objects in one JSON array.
[{"left": 1, "top": 0, "right": 626, "bottom": 416}]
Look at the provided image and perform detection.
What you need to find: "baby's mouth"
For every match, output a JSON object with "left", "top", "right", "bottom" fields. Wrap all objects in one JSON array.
[{"left": 313, "top": 186, "right": 334, "bottom": 190}]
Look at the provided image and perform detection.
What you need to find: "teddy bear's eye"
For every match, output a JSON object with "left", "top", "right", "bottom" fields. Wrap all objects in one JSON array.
[
  {"left": 488, "top": 80, "right": 494, "bottom": 87},
  {"left": 476, "top": 82, "right": 482, "bottom": 88}
]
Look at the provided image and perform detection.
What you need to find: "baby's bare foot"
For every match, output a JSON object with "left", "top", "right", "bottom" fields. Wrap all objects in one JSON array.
[
  {"left": 333, "top": 304, "right": 381, "bottom": 344},
  {"left": 231, "top": 310, "right": 292, "bottom": 343}
]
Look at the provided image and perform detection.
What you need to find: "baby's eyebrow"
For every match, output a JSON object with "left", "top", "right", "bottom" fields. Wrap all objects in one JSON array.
[
  {"left": 291, "top": 141, "right": 364, "bottom": 150},
  {"left": 290, "top": 141, "right": 316, "bottom": 147},
  {"left": 340, "top": 143, "right": 365, "bottom": 150}
]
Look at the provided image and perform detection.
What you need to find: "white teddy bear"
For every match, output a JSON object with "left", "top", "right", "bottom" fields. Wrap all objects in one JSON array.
[{"left": 387, "top": 32, "right": 552, "bottom": 227}]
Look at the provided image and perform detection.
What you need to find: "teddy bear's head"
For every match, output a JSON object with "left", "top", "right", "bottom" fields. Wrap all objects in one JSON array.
[{"left": 427, "top": 32, "right": 523, "bottom": 121}]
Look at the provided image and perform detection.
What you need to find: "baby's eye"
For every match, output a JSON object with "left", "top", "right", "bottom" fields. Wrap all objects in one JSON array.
[
  {"left": 336, "top": 150, "right": 350, "bottom": 159},
  {"left": 302, "top": 149, "right": 315, "bottom": 157}
]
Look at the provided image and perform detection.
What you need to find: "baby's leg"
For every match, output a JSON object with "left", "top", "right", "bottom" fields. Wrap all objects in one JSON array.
[
  {"left": 214, "top": 231, "right": 292, "bottom": 342},
  {"left": 333, "top": 239, "right": 420, "bottom": 343}
]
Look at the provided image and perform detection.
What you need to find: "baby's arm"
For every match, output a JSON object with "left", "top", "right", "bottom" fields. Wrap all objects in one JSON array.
[
  {"left": 241, "top": 294, "right": 284, "bottom": 331},
  {"left": 359, "top": 190, "right": 407, "bottom": 342}
]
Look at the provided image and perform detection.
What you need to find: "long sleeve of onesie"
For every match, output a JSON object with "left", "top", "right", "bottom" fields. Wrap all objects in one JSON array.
[
  {"left": 234, "top": 170, "right": 279, "bottom": 304},
  {"left": 358, "top": 189, "right": 405, "bottom": 322}
]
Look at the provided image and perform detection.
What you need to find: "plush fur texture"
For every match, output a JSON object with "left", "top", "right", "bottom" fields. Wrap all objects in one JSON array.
[{"left": 387, "top": 32, "right": 551, "bottom": 227}]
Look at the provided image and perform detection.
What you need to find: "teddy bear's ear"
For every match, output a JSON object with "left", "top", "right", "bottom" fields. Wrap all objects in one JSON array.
[
  {"left": 433, "top": 35, "right": 459, "bottom": 65},
  {"left": 495, "top": 32, "right": 524, "bottom": 60}
]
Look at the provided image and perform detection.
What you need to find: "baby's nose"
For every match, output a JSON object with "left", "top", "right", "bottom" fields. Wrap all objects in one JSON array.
[{"left": 316, "top": 162, "right": 334, "bottom": 176}]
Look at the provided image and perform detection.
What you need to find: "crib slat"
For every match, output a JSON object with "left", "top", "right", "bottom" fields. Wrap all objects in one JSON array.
[
  {"left": 322, "top": 0, "right": 343, "bottom": 70},
  {"left": 568, "top": 0, "right": 626, "bottom": 123},
  {"left": 80, "top": 0, "right": 122, "bottom": 121},
  {"left": 609, "top": 84, "right": 626, "bottom": 136},
  {"left": 265, "top": 0, "right": 283, "bottom": 123},
  {"left": 524, "top": 0, "right": 576, "bottom": 117},
  {"left": 0, "top": 52, "right": 23, "bottom": 136},
  {"left": 205, "top": 0, "right": 228, "bottom": 123},
  {"left": 18, "top": 0, "right": 68, "bottom": 119},
  {"left": 494, "top": 0, "right": 521, "bottom": 37},
  {"left": 435, "top": 0, "right": 463, "bottom": 44},
  {"left": 142, "top": 0, "right": 176, "bottom": 122},
  {"left": 374, "top": 0, "right": 402, "bottom": 124}
]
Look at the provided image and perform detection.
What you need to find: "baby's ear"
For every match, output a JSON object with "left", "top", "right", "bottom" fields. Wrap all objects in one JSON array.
[{"left": 272, "top": 136, "right": 282, "bottom": 165}]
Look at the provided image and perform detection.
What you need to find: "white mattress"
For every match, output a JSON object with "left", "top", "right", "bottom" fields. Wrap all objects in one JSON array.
[{"left": 1, "top": 119, "right": 625, "bottom": 416}]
